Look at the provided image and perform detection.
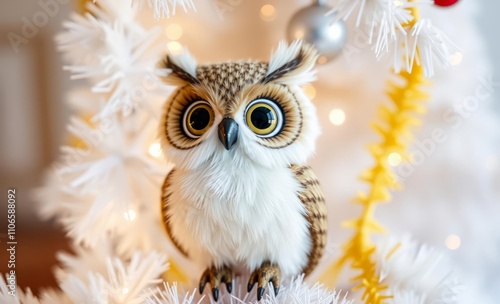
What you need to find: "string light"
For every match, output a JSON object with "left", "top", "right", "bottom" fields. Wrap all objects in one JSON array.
[
  {"left": 387, "top": 152, "right": 402, "bottom": 166},
  {"left": 167, "top": 41, "right": 183, "bottom": 55},
  {"left": 124, "top": 210, "right": 136, "bottom": 222},
  {"left": 148, "top": 143, "right": 162, "bottom": 158},
  {"left": 293, "top": 29, "right": 305, "bottom": 39},
  {"left": 445, "top": 234, "right": 461, "bottom": 250},
  {"left": 121, "top": 287, "right": 129, "bottom": 294},
  {"left": 165, "top": 23, "right": 183, "bottom": 40},
  {"left": 317, "top": 56, "right": 328, "bottom": 64},
  {"left": 260, "top": 4, "right": 276, "bottom": 22},
  {"left": 329, "top": 109, "right": 346, "bottom": 125},
  {"left": 302, "top": 85, "right": 316, "bottom": 99},
  {"left": 449, "top": 52, "right": 463, "bottom": 66}
]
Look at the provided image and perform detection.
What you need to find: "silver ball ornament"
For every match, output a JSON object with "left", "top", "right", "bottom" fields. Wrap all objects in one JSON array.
[{"left": 286, "top": 3, "right": 347, "bottom": 63}]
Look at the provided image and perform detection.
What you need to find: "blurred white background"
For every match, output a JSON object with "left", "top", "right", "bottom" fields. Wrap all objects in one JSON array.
[{"left": 0, "top": 0, "right": 499, "bottom": 295}]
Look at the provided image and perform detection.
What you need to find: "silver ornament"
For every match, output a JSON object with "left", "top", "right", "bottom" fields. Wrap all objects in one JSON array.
[{"left": 286, "top": 1, "right": 346, "bottom": 63}]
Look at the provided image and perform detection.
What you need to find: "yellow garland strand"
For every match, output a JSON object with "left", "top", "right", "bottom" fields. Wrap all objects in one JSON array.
[{"left": 320, "top": 5, "right": 429, "bottom": 304}]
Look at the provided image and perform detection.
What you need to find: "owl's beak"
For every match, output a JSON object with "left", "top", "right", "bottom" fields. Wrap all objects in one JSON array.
[{"left": 218, "top": 117, "right": 239, "bottom": 150}]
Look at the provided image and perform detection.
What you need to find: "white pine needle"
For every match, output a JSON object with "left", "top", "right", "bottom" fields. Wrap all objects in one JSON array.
[
  {"left": 57, "top": 0, "right": 168, "bottom": 119},
  {"left": 0, "top": 275, "right": 68, "bottom": 304},
  {"left": 35, "top": 114, "right": 168, "bottom": 247},
  {"left": 408, "top": 19, "right": 458, "bottom": 77},
  {"left": 55, "top": 240, "right": 113, "bottom": 283},
  {"left": 132, "top": 0, "right": 196, "bottom": 19},
  {"left": 146, "top": 275, "right": 353, "bottom": 304},
  {"left": 375, "top": 235, "right": 462, "bottom": 303},
  {"left": 60, "top": 252, "right": 168, "bottom": 304},
  {"left": 145, "top": 282, "right": 203, "bottom": 304},
  {"left": 333, "top": 0, "right": 455, "bottom": 76},
  {"left": 333, "top": 0, "right": 416, "bottom": 44}
]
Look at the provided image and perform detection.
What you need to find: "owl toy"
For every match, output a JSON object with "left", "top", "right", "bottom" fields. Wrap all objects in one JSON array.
[{"left": 159, "top": 40, "right": 327, "bottom": 301}]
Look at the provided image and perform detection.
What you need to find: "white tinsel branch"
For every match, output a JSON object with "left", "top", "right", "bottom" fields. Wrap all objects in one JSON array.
[
  {"left": 146, "top": 275, "right": 353, "bottom": 304},
  {"left": 375, "top": 235, "right": 462, "bottom": 303},
  {"left": 0, "top": 275, "right": 68, "bottom": 304},
  {"left": 131, "top": 0, "right": 196, "bottom": 18},
  {"left": 59, "top": 251, "right": 168, "bottom": 304},
  {"left": 408, "top": 18, "right": 458, "bottom": 78},
  {"left": 332, "top": 0, "right": 456, "bottom": 77},
  {"left": 35, "top": 114, "right": 168, "bottom": 249},
  {"left": 56, "top": 0, "right": 169, "bottom": 119}
]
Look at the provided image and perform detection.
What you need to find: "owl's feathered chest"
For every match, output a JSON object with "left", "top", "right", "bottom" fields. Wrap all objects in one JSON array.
[
  {"left": 167, "top": 155, "right": 311, "bottom": 275},
  {"left": 176, "top": 156, "right": 302, "bottom": 224}
]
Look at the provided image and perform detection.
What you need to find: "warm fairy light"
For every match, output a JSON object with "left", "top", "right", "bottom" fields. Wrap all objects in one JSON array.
[
  {"left": 260, "top": 4, "right": 276, "bottom": 22},
  {"left": 445, "top": 234, "right": 461, "bottom": 250},
  {"left": 329, "top": 109, "right": 346, "bottom": 125},
  {"left": 294, "top": 30, "right": 305, "bottom": 39},
  {"left": 387, "top": 152, "right": 402, "bottom": 166},
  {"left": 124, "top": 209, "right": 136, "bottom": 222},
  {"left": 450, "top": 52, "right": 463, "bottom": 66},
  {"left": 148, "top": 143, "right": 162, "bottom": 157},
  {"left": 485, "top": 155, "right": 498, "bottom": 171},
  {"left": 165, "top": 23, "right": 183, "bottom": 40},
  {"left": 121, "top": 287, "right": 129, "bottom": 294},
  {"left": 302, "top": 85, "right": 316, "bottom": 99},
  {"left": 167, "top": 41, "right": 183, "bottom": 55},
  {"left": 317, "top": 56, "right": 328, "bottom": 64}
]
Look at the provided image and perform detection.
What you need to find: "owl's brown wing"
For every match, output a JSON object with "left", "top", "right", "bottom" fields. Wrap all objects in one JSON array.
[
  {"left": 291, "top": 164, "right": 328, "bottom": 276},
  {"left": 161, "top": 169, "right": 189, "bottom": 257}
]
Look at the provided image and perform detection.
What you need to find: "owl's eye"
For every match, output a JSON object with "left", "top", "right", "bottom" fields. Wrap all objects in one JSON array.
[
  {"left": 182, "top": 100, "right": 214, "bottom": 139},
  {"left": 245, "top": 98, "right": 284, "bottom": 138}
]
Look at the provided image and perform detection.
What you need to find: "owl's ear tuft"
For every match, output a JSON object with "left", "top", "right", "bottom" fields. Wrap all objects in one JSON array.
[
  {"left": 159, "top": 49, "right": 200, "bottom": 86},
  {"left": 262, "top": 40, "right": 318, "bottom": 85}
]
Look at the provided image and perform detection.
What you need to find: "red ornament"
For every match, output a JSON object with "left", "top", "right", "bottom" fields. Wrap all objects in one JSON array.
[{"left": 434, "top": 0, "right": 459, "bottom": 7}]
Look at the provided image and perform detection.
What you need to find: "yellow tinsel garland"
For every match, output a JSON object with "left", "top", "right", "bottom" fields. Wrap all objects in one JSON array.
[{"left": 320, "top": 6, "right": 430, "bottom": 303}]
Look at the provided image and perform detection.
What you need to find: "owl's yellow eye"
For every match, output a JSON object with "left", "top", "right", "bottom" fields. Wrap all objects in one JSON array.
[
  {"left": 245, "top": 98, "right": 284, "bottom": 138},
  {"left": 182, "top": 101, "right": 214, "bottom": 139}
]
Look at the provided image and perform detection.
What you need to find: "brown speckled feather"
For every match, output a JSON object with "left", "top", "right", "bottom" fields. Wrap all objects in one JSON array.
[
  {"left": 291, "top": 164, "right": 327, "bottom": 276},
  {"left": 161, "top": 169, "right": 189, "bottom": 257}
]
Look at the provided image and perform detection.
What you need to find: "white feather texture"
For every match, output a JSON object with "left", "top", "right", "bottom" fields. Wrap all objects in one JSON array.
[
  {"left": 160, "top": 86, "right": 321, "bottom": 170},
  {"left": 160, "top": 48, "right": 199, "bottom": 86},
  {"left": 266, "top": 40, "right": 318, "bottom": 85},
  {"left": 165, "top": 159, "right": 311, "bottom": 275},
  {"left": 159, "top": 40, "right": 323, "bottom": 278}
]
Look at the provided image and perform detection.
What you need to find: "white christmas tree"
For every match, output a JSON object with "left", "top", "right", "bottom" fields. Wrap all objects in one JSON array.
[{"left": 3, "top": 0, "right": 499, "bottom": 303}]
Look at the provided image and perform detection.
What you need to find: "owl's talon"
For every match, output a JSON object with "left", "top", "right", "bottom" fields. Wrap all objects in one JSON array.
[
  {"left": 257, "top": 287, "right": 265, "bottom": 301},
  {"left": 247, "top": 262, "right": 281, "bottom": 301},
  {"left": 226, "top": 281, "right": 233, "bottom": 293},
  {"left": 198, "top": 265, "right": 233, "bottom": 301},
  {"left": 247, "top": 282, "right": 255, "bottom": 293},
  {"left": 199, "top": 270, "right": 210, "bottom": 294},
  {"left": 212, "top": 288, "right": 219, "bottom": 301}
]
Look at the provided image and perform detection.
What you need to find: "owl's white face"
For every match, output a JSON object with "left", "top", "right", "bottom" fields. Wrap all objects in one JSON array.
[{"left": 160, "top": 41, "right": 320, "bottom": 170}]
